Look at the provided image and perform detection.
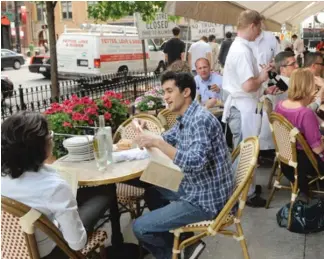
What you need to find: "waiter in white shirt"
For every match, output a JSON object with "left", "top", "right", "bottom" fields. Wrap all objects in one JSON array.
[
  {"left": 292, "top": 34, "right": 304, "bottom": 67},
  {"left": 249, "top": 18, "right": 280, "bottom": 151},
  {"left": 222, "top": 10, "right": 278, "bottom": 208}
]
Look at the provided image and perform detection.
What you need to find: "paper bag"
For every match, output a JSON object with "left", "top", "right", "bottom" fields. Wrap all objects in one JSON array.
[{"left": 139, "top": 131, "right": 184, "bottom": 192}]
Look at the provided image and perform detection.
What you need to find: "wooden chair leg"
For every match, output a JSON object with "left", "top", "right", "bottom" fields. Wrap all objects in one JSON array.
[
  {"left": 99, "top": 245, "right": 106, "bottom": 259},
  {"left": 172, "top": 234, "right": 180, "bottom": 259},
  {"left": 235, "top": 222, "right": 250, "bottom": 259},
  {"left": 267, "top": 158, "right": 278, "bottom": 189},
  {"left": 287, "top": 177, "right": 299, "bottom": 230}
]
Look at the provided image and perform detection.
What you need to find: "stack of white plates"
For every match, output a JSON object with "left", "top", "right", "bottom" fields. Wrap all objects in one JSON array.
[{"left": 63, "top": 135, "right": 95, "bottom": 162}]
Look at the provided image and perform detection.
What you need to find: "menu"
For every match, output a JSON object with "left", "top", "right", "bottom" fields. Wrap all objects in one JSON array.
[{"left": 139, "top": 131, "right": 184, "bottom": 192}]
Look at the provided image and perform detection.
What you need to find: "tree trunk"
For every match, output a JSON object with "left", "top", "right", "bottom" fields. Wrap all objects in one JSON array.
[{"left": 46, "top": 1, "right": 59, "bottom": 98}]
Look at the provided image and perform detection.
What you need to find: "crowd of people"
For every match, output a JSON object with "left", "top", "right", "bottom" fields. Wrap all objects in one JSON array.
[{"left": 1, "top": 9, "right": 324, "bottom": 259}]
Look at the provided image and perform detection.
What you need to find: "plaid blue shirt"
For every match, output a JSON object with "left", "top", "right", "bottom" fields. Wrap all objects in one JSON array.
[{"left": 162, "top": 101, "right": 234, "bottom": 215}]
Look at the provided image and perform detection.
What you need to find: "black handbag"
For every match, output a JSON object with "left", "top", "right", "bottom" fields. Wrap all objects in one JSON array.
[{"left": 277, "top": 198, "right": 324, "bottom": 234}]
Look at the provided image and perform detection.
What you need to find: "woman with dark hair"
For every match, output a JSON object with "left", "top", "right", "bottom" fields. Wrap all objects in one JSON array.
[{"left": 1, "top": 111, "right": 114, "bottom": 258}]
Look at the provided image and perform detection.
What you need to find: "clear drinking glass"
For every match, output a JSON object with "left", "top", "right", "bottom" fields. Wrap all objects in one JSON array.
[{"left": 93, "top": 129, "right": 108, "bottom": 171}]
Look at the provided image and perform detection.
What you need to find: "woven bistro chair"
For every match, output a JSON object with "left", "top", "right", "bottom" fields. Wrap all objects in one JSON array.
[
  {"left": 157, "top": 109, "right": 178, "bottom": 130},
  {"left": 1, "top": 196, "right": 107, "bottom": 259},
  {"left": 113, "top": 114, "right": 164, "bottom": 219},
  {"left": 263, "top": 98, "right": 280, "bottom": 189},
  {"left": 170, "top": 137, "right": 260, "bottom": 259},
  {"left": 265, "top": 112, "right": 324, "bottom": 228}
]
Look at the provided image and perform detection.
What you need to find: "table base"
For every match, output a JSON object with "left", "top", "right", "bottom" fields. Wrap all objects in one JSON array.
[{"left": 106, "top": 243, "right": 142, "bottom": 259}]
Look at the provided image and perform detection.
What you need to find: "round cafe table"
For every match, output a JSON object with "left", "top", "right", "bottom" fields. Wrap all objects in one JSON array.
[{"left": 53, "top": 157, "right": 150, "bottom": 259}]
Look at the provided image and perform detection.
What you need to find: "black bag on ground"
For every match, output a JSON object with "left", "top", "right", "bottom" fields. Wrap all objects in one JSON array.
[{"left": 276, "top": 198, "right": 324, "bottom": 233}]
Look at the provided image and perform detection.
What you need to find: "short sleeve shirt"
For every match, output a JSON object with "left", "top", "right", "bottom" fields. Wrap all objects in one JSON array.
[
  {"left": 222, "top": 37, "right": 260, "bottom": 99},
  {"left": 188, "top": 41, "right": 212, "bottom": 70},
  {"left": 275, "top": 101, "right": 322, "bottom": 150},
  {"left": 249, "top": 31, "right": 280, "bottom": 70},
  {"left": 164, "top": 38, "right": 185, "bottom": 65}
]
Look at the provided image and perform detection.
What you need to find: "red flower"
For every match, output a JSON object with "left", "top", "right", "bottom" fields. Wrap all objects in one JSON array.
[
  {"left": 62, "top": 99, "right": 71, "bottom": 106},
  {"left": 123, "top": 100, "right": 130, "bottom": 105},
  {"left": 72, "top": 112, "right": 83, "bottom": 121},
  {"left": 115, "top": 93, "right": 122, "bottom": 99},
  {"left": 49, "top": 102, "right": 63, "bottom": 112},
  {"left": 88, "top": 119, "right": 94, "bottom": 125},
  {"left": 84, "top": 107, "right": 98, "bottom": 115},
  {"left": 71, "top": 94, "right": 79, "bottom": 101},
  {"left": 104, "top": 91, "right": 115, "bottom": 97},
  {"left": 63, "top": 107, "right": 73, "bottom": 114},
  {"left": 81, "top": 96, "right": 94, "bottom": 105},
  {"left": 44, "top": 108, "right": 55, "bottom": 114},
  {"left": 104, "top": 99, "right": 112, "bottom": 109},
  {"left": 62, "top": 121, "right": 72, "bottom": 128},
  {"left": 104, "top": 112, "right": 112, "bottom": 120},
  {"left": 81, "top": 114, "right": 89, "bottom": 121}
]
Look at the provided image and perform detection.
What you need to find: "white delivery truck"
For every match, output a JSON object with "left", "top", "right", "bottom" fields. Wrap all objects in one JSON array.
[{"left": 56, "top": 24, "right": 166, "bottom": 78}]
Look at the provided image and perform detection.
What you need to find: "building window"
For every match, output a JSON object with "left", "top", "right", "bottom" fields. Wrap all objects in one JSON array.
[
  {"left": 36, "top": 3, "right": 44, "bottom": 21},
  {"left": 61, "top": 1, "right": 72, "bottom": 20}
]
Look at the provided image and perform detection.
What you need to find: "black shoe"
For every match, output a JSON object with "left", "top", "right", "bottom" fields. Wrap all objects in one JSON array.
[
  {"left": 255, "top": 185, "right": 262, "bottom": 195},
  {"left": 183, "top": 240, "right": 206, "bottom": 259},
  {"left": 246, "top": 195, "right": 266, "bottom": 208}
]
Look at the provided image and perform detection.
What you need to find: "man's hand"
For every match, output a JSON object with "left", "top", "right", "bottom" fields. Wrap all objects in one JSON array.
[
  {"left": 259, "top": 64, "right": 272, "bottom": 83},
  {"left": 205, "top": 98, "right": 218, "bottom": 109},
  {"left": 264, "top": 85, "right": 280, "bottom": 95},
  {"left": 132, "top": 119, "right": 147, "bottom": 134},
  {"left": 135, "top": 133, "right": 160, "bottom": 149},
  {"left": 210, "top": 84, "right": 220, "bottom": 93}
]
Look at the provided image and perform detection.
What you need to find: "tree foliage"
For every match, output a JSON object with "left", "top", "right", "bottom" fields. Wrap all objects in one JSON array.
[{"left": 88, "top": 1, "right": 177, "bottom": 22}]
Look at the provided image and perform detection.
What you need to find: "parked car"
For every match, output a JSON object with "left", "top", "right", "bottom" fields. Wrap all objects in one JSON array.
[
  {"left": 1, "top": 75, "right": 14, "bottom": 103},
  {"left": 1, "top": 49, "right": 25, "bottom": 70},
  {"left": 28, "top": 55, "right": 51, "bottom": 79}
]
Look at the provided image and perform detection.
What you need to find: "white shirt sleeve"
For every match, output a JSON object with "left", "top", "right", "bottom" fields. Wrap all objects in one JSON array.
[
  {"left": 206, "top": 44, "right": 212, "bottom": 53},
  {"left": 47, "top": 182, "right": 87, "bottom": 251},
  {"left": 236, "top": 51, "right": 256, "bottom": 86},
  {"left": 188, "top": 44, "right": 193, "bottom": 53}
]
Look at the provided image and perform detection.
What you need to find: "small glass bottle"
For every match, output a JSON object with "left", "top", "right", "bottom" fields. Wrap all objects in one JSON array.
[{"left": 93, "top": 115, "right": 108, "bottom": 171}]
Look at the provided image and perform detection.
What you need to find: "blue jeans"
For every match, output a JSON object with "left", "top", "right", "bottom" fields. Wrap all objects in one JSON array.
[{"left": 133, "top": 187, "right": 215, "bottom": 259}]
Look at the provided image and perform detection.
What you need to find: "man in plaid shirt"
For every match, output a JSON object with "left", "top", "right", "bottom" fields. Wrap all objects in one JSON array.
[{"left": 133, "top": 71, "right": 234, "bottom": 259}]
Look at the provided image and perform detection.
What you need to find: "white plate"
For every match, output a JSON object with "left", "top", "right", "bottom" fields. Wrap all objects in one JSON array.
[
  {"left": 63, "top": 136, "right": 94, "bottom": 147},
  {"left": 66, "top": 146, "right": 93, "bottom": 152}
]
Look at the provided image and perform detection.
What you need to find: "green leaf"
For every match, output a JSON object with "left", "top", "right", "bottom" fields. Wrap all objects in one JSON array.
[{"left": 87, "top": 1, "right": 177, "bottom": 23}]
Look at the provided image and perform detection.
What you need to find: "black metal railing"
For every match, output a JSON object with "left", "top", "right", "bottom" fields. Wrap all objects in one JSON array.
[{"left": 1, "top": 71, "right": 161, "bottom": 120}]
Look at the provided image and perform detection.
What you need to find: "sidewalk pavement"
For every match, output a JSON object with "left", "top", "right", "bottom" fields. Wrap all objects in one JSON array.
[{"left": 100, "top": 166, "right": 324, "bottom": 259}]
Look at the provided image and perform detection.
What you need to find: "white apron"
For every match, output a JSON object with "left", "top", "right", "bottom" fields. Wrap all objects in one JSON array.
[{"left": 222, "top": 95, "right": 262, "bottom": 140}]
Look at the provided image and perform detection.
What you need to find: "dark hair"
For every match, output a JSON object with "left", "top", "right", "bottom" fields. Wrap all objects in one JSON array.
[
  {"left": 208, "top": 35, "right": 216, "bottom": 42},
  {"left": 304, "top": 52, "right": 323, "bottom": 68},
  {"left": 292, "top": 34, "right": 297, "bottom": 39},
  {"left": 284, "top": 47, "right": 294, "bottom": 53},
  {"left": 172, "top": 27, "right": 180, "bottom": 36},
  {"left": 1, "top": 111, "right": 49, "bottom": 178},
  {"left": 274, "top": 51, "right": 295, "bottom": 74},
  {"left": 195, "top": 57, "right": 210, "bottom": 68},
  {"left": 225, "top": 31, "right": 232, "bottom": 39},
  {"left": 161, "top": 71, "right": 196, "bottom": 100},
  {"left": 201, "top": 36, "right": 208, "bottom": 42},
  {"left": 320, "top": 47, "right": 324, "bottom": 51}
]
